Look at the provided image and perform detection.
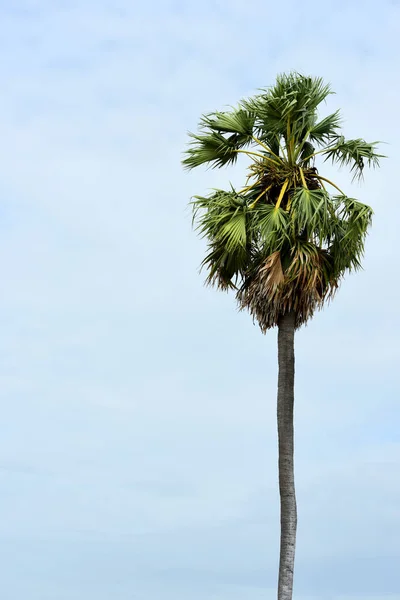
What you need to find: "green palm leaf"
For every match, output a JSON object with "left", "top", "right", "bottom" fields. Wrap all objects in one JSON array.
[
  {"left": 255, "top": 204, "right": 290, "bottom": 251},
  {"left": 308, "top": 110, "right": 342, "bottom": 145},
  {"left": 323, "top": 137, "right": 384, "bottom": 180},
  {"left": 200, "top": 109, "right": 255, "bottom": 136},
  {"left": 290, "top": 187, "right": 334, "bottom": 235},
  {"left": 183, "top": 132, "right": 240, "bottom": 170}
]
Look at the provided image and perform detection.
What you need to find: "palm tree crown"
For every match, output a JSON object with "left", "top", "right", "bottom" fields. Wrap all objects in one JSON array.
[{"left": 183, "top": 73, "right": 383, "bottom": 331}]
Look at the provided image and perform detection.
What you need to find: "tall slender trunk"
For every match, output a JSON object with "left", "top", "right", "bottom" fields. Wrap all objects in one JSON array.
[{"left": 277, "top": 311, "right": 297, "bottom": 600}]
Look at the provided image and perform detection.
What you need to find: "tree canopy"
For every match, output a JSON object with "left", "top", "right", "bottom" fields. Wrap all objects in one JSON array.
[{"left": 183, "top": 73, "right": 384, "bottom": 330}]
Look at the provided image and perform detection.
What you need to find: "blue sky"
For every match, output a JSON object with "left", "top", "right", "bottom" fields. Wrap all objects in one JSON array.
[{"left": 0, "top": 0, "right": 399, "bottom": 598}]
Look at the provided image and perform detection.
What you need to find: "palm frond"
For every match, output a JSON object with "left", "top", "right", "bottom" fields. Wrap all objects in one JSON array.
[
  {"left": 219, "top": 211, "right": 247, "bottom": 251},
  {"left": 201, "top": 242, "right": 246, "bottom": 290},
  {"left": 327, "top": 195, "right": 373, "bottom": 272},
  {"left": 338, "top": 195, "right": 373, "bottom": 229},
  {"left": 191, "top": 190, "right": 250, "bottom": 289},
  {"left": 182, "top": 108, "right": 257, "bottom": 170},
  {"left": 200, "top": 109, "right": 255, "bottom": 136},
  {"left": 286, "top": 242, "right": 326, "bottom": 293},
  {"left": 241, "top": 73, "right": 332, "bottom": 142},
  {"left": 265, "top": 73, "right": 332, "bottom": 118},
  {"left": 308, "top": 110, "right": 342, "bottom": 145},
  {"left": 192, "top": 190, "right": 246, "bottom": 234},
  {"left": 264, "top": 251, "right": 285, "bottom": 290},
  {"left": 289, "top": 187, "right": 333, "bottom": 237},
  {"left": 323, "top": 137, "right": 384, "bottom": 180},
  {"left": 254, "top": 204, "right": 290, "bottom": 252},
  {"left": 183, "top": 132, "right": 241, "bottom": 170}
]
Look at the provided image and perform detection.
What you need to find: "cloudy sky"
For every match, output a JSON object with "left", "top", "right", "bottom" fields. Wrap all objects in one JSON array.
[{"left": 0, "top": 1, "right": 399, "bottom": 598}]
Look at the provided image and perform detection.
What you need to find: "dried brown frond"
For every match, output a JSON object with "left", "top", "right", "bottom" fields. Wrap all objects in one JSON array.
[
  {"left": 263, "top": 251, "right": 285, "bottom": 291},
  {"left": 237, "top": 245, "right": 339, "bottom": 332}
]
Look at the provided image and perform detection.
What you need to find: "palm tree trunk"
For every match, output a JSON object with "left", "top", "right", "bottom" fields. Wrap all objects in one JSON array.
[{"left": 277, "top": 311, "right": 297, "bottom": 600}]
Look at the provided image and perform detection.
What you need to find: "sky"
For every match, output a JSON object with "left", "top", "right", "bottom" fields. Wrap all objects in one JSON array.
[{"left": 0, "top": 0, "right": 399, "bottom": 598}]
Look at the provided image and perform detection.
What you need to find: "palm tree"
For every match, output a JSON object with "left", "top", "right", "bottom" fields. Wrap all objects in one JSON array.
[{"left": 182, "top": 73, "right": 383, "bottom": 600}]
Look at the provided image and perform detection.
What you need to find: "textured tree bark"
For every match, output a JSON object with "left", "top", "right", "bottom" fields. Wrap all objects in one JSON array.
[{"left": 277, "top": 311, "right": 297, "bottom": 600}]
